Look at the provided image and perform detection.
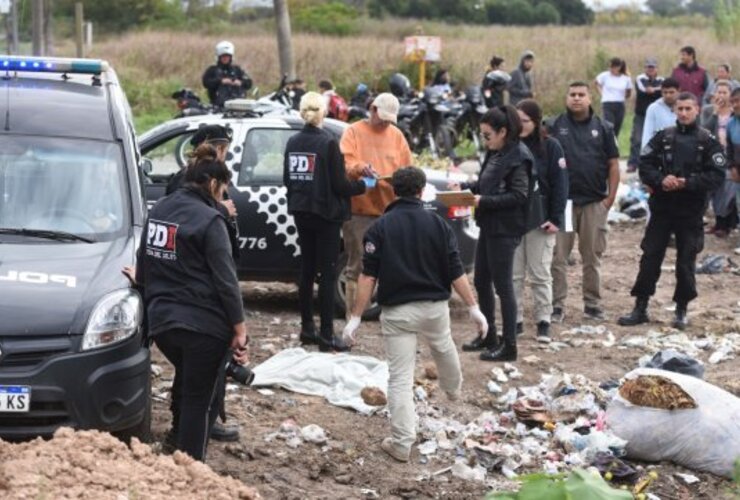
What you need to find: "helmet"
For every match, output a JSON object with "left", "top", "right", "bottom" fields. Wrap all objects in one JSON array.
[
  {"left": 388, "top": 73, "right": 411, "bottom": 98},
  {"left": 216, "top": 41, "right": 235, "bottom": 58}
]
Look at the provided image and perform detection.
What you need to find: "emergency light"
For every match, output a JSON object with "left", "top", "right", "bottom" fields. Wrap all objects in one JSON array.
[{"left": 0, "top": 56, "right": 109, "bottom": 75}]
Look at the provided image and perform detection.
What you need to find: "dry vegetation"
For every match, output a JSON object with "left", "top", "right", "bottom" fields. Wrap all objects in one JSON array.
[{"left": 84, "top": 22, "right": 739, "bottom": 129}]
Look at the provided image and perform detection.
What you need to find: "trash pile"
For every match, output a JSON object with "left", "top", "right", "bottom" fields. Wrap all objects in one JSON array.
[
  {"left": 0, "top": 427, "right": 260, "bottom": 500},
  {"left": 609, "top": 180, "right": 650, "bottom": 224},
  {"left": 620, "top": 329, "right": 740, "bottom": 366},
  {"left": 264, "top": 419, "right": 329, "bottom": 448},
  {"left": 410, "top": 367, "right": 632, "bottom": 488}
]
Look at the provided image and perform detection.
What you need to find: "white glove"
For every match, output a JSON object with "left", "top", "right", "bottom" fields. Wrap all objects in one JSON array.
[
  {"left": 469, "top": 306, "right": 488, "bottom": 336},
  {"left": 342, "top": 316, "right": 362, "bottom": 346}
]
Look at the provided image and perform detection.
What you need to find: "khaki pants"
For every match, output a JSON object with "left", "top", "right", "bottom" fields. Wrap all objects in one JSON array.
[
  {"left": 342, "top": 215, "right": 378, "bottom": 283},
  {"left": 513, "top": 228, "right": 556, "bottom": 324},
  {"left": 381, "top": 301, "right": 462, "bottom": 453},
  {"left": 552, "top": 201, "right": 609, "bottom": 310}
]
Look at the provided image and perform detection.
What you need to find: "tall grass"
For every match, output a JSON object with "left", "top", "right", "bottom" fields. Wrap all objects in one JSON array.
[{"left": 80, "top": 22, "right": 739, "bottom": 130}]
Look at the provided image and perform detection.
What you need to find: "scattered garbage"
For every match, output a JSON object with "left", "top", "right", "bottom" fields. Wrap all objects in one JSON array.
[
  {"left": 487, "top": 381, "right": 503, "bottom": 394},
  {"left": 607, "top": 368, "right": 740, "bottom": 478},
  {"left": 620, "top": 330, "right": 740, "bottom": 367},
  {"left": 696, "top": 254, "right": 727, "bottom": 274},
  {"left": 675, "top": 472, "right": 700, "bottom": 485},
  {"left": 591, "top": 451, "right": 639, "bottom": 484},
  {"left": 301, "top": 424, "right": 328, "bottom": 445},
  {"left": 451, "top": 460, "right": 487, "bottom": 482},
  {"left": 643, "top": 350, "right": 704, "bottom": 378}
]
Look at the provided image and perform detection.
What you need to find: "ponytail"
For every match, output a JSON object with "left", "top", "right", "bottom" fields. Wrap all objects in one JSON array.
[
  {"left": 481, "top": 104, "right": 522, "bottom": 145},
  {"left": 185, "top": 143, "right": 232, "bottom": 186}
]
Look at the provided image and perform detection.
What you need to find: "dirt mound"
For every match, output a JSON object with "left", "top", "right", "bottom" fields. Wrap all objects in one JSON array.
[{"left": 0, "top": 427, "right": 260, "bottom": 500}]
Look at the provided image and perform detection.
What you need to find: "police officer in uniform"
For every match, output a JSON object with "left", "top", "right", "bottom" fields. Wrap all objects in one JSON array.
[
  {"left": 202, "top": 41, "right": 253, "bottom": 108},
  {"left": 618, "top": 92, "right": 725, "bottom": 330}
]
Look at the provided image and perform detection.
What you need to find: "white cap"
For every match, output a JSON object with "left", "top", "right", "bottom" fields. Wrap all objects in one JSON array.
[{"left": 372, "top": 93, "right": 400, "bottom": 124}]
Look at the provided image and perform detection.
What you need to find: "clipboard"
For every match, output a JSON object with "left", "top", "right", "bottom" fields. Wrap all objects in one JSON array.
[{"left": 435, "top": 189, "right": 476, "bottom": 207}]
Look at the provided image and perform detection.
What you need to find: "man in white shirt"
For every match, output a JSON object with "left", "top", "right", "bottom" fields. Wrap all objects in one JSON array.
[{"left": 642, "top": 78, "right": 680, "bottom": 148}]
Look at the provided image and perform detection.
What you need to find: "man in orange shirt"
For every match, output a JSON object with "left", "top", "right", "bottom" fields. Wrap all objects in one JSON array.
[{"left": 341, "top": 93, "right": 413, "bottom": 315}]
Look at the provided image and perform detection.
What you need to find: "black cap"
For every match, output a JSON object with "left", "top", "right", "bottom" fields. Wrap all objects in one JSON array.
[{"left": 190, "top": 124, "right": 233, "bottom": 147}]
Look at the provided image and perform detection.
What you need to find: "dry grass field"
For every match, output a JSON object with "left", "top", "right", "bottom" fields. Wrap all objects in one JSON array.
[{"left": 84, "top": 21, "right": 740, "bottom": 131}]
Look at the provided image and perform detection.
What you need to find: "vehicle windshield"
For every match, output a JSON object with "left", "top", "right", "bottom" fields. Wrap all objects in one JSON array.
[{"left": 0, "top": 135, "right": 128, "bottom": 241}]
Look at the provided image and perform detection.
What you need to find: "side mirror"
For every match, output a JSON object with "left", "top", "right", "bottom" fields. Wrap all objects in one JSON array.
[{"left": 141, "top": 158, "right": 153, "bottom": 175}]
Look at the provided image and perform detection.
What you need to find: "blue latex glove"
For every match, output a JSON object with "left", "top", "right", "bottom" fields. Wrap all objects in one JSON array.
[{"left": 362, "top": 176, "right": 377, "bottom": 188}]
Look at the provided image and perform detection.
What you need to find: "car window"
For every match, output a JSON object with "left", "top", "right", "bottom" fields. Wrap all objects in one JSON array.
[
  {"left": 238, "top": 128, "right": 297, "bottom": 186},
  {"left": 145, "top": 132, "right": 195, "bottom": 177},
  {"left": 0, "top": 135, "right": 129, "bottom": 240}
]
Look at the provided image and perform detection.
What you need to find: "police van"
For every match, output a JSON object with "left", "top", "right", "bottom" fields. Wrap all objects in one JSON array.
[
  {"left": 139, "top": 103, "right": 479, "bottom": 318},
  {"left": 0, "top": 56, "right": 150, "bottom": 440}
]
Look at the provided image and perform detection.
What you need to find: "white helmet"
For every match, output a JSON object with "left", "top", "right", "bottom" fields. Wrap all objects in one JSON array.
[{"left": 215, "top": 40, "right": 234, "bottom": 58}]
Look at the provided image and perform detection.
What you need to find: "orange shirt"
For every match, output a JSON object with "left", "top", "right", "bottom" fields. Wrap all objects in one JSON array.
[{"left": 340, "top": 121, "right": 413, "bottom": 217}]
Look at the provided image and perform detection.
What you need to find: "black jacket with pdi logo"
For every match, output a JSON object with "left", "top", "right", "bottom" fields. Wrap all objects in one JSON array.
[
  {"left": 362, "top": 197, "right": 465, "bottom": 306},
  {"left": 136, "top": 187, "right": 245, "bottom": 342},
  {"left": 549, "top": 109, "right": 619, "bottom": 207},
  {"left": 283, "top": 124, "right": 366, "bottom": 223}
]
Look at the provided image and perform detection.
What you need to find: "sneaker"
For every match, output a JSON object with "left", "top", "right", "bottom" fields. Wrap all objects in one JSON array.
[
  {"left": 381, "top": 437, "right": 410, "bottom": 462},
  {"left": 734, "top": 247, "right": 740, "bottom": 255},
  {"left": 551, "top": 307, "right": 565, "bottom": 324},
  {"left": 584, "top": 306, "right": 605, "bottom": 321},
  {"left": 536, "top": 321, "right": 551, "bottom": 343},
  {"left": 299, "top": 330, "right": 321, "bottom": 346}
]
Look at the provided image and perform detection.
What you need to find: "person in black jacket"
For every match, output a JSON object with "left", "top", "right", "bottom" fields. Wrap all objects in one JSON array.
[
  {"left": 135, "top": 144, "right": 248, "bottom": 461},
  {"left": 618, "top": 93, "right": 725, "bottom": 330},
  {"left": 284, "top": 92, "right": 374, "bottom": 352},
  {"left": 453, "top": 105, "right": 532, "bottom": 362},
  {"left": 513, "top": 99, "right": 569, "bottom": 343},
  {"left": 201, "top": 41, "right": 253, "bottom": 108}
]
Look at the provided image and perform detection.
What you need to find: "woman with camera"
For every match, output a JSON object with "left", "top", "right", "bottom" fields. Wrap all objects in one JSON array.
[{"left": 135, "top": 143, "right": 248, "bottom": 461}]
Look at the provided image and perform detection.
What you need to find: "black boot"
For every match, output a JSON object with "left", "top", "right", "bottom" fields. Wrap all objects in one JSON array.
[
  {"left": 673, "top": 303, "right": 689, "bottom": 330},
  {"left": 299, "top": 329, "right": 322, "bottom": 346},
  {"left": 536, "top": 321, "right": 551, "bottom": 344},
  {"left": 480, "top": 342, "right": 517, "bottom": 362},
  {"left": 318, "top": 335, "right": 351, "bottom": 353},
  {"left": 463, "top": 328, "right": 498, "bottom": 351},
  {"left": 617, "top": 297, "right": 650, "bottom": 326}
]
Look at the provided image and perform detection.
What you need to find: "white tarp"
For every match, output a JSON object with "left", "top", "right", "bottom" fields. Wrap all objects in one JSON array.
[{"left": 252, "top": 348, "right": 389, "bottom": 415}]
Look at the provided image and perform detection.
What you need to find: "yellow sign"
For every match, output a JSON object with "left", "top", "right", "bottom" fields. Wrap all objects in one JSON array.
[{"left": 403, "top": 36, "right": 441, "bottom": 63}]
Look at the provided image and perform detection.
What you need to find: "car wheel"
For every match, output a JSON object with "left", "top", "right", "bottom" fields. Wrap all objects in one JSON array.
[
  {"left": 114, "top": 372, "right": 152, "bottom": 444},
  {"left": 334, "top": 251, "right": 381, "bottom": 321}
]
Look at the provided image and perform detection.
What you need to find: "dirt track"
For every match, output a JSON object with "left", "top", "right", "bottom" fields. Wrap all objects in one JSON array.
[{"left": 147, "top": 218, "right": 740, "bottom": 499}]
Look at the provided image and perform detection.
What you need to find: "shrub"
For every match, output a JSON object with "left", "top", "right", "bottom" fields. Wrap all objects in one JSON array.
[{"left": 292, "top": 2, "right": 360, "bottom": 36}]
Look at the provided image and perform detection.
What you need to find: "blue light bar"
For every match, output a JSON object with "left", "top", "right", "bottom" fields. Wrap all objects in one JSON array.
[{"left": 0, "top": 56, "right": 109, "bottom": 75}]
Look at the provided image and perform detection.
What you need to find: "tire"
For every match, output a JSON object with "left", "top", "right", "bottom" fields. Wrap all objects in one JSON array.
[
  {"left": 436, "top": 124, "right": 457, "bottom": 159},
  {"left": 334, "top": 251, "right": 381, "bottom": 321},
  {"left": 114, "top": 372, "right": 152, "bottom": 444}
]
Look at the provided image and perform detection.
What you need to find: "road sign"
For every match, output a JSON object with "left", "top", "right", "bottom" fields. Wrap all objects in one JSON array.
[
  {"left": 404, "top": 36, "right": 441, "bottom": 63},
  {"left": 0, "top": 0, "right": 10, "bottom": 15}
]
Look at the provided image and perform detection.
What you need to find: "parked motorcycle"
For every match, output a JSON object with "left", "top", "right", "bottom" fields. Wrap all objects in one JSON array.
[
  {"left": 171, "top": 88, "right": 214, "bottom": 118},
  {"left": 348, "top": 83, "right": 372, "bottom": 122}
]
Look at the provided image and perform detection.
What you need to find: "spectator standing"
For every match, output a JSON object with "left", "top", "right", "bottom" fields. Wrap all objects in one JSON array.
[
  {"left": 202, "top": 40, "right": 252, "bottom": 108},
  {"left": 508, "top": 50, "right": 535, "bottom": 106},
  {"left": 482, "top": 56, "right": 510, "bottom": 108},
  {"left": 628, "top": 58, "right": 664, "bottom": 172},
  {"left": 703, "top": 64, "right": 740, "bottom": 107},
  {"left": 595, "top": 57, "right": 633, "bottom": 138},
  {"left": 340, "top": 93, "right": 413, "bottom": 317},
  {"left": 283, "top": 92, "right": 372, "bottom": 352},
  {"left": 728, "top": 89, "right": 740, "bottom": 253},
  {"left": 548, "top": 82, "right": 620, "bottom": 323},
  {"left": 430, "top": 69, "right": 453, "bottom": 95},
  {"left": 642, "top": 78, "right": 680, "bottom": 147},
  {"left": 513, "top": 99, "right": 569, "bottom": 343},
  {"left": 671, "top": 46, "right": 709, "bottom": 103},
  {"left": 618, "top": 93, "right": 724, "bottom": 330},
  {"left": 341, "top": 167, "right": 487, "bottom": 463}
]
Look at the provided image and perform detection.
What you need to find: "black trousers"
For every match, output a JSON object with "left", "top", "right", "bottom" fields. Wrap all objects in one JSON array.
[
  {"left": 474, "top": 233, "right": 521, "bottom": 345},
  {"left": 602, "top": 102, "right": 626, "bottom": 138},
  {"left": 715, "top": 201, "right": 739, "bottom": 232},
  {"left": 294, "top": 213, "right": 342, "bottom": 340},
  {"left": 155, "top": 329, "right": 229, "bottom": 461},
  {"left": 630, "top": 211, "right": 704, "bottom": 305}
]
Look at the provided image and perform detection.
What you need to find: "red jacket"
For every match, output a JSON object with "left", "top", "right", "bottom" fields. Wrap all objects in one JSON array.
[{"left": 671, "top": 63, "right": 709, "bottom": 103}]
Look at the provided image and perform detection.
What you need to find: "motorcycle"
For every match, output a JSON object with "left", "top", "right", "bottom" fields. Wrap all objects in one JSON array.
[
  {"left": 457, "top": 85, "right": 488, "bottom": 159},
  {"left": 422, "top": 86, "right": 462, "bottom": 161},
  {"left": 348, "top": 83, "right": 372, "bottom": 122},
  {"left": 171, "top": 88, "right": 214, "bottom": 118}
]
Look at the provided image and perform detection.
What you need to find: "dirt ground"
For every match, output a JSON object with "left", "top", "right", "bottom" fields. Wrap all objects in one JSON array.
[{"left": 146, "top": 217, "right": 740, "bottom": 500}]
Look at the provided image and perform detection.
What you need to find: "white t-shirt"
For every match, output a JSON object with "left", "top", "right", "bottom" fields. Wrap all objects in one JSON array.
[{"left": 596, "top": 71, "right": 633, "bottom": 103}]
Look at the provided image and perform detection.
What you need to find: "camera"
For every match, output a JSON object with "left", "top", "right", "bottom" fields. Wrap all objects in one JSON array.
[{"left": 225, "top": 358, "right": 254, "bottom": 386}]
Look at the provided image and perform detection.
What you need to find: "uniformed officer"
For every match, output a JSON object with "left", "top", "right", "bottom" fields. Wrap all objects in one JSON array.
[{"left": 618, "top": 92, "right": 725, "bottom": 330}]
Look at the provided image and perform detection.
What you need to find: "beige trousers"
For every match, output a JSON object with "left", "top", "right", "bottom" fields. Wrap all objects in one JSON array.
[
  {"left": 381, "top": 301, "right": 462, "bottom": 452},
  {"left": 513, "top": 228, "right": 556, "bottom": 324},
  {"left": 551, "top": 201, "right": 609, "bottom": 310},
  {"left": 342, "top": 215, "right": 378, "bottom": 283}
]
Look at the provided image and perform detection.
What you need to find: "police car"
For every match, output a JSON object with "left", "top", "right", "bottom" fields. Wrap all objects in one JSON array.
[
  {"left": 0, "top": 57, "right": 150, "bottom": 439},
  {"left": 139, "top": 102, "right": 479, "bottom": 318}
]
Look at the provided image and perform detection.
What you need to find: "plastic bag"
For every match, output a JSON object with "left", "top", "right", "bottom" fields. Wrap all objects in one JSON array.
[
  {"left": 644, "top": 349, "right": 704, "bottom": 379},
  {"left": 606, "top": 368, "right": 740, "bottom": 478}
]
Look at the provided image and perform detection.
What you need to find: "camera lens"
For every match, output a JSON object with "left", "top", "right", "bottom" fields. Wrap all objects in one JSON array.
[{"left": 225, "top": 361, "right": 255, "bottom": 386}]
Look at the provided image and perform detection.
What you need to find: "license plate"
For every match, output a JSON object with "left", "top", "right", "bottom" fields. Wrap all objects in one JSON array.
[{"left": 0, "top": 386, "right": 31, "bottom": 412}]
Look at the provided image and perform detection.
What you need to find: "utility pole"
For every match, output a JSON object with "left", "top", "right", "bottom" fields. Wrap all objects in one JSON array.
[
  {"left": 10, "top": 0, "right": 18, "bottom": 55},
  {"left": 32, "top": 0, "right": 44, "bottom": 56},
  {"left": 74, "top": 2, "right": 83, "bottom": 57},
  {"left": 273, "top": 0, "right": 295, "bottom": 81},
  {"left": 43, "top": 0, "right": 53, "bottom": 56}
]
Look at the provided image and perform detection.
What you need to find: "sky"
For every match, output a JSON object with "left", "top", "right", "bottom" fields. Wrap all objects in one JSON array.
[{"left": 584, "top": 0, "right": 648, "bottom": 10}]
